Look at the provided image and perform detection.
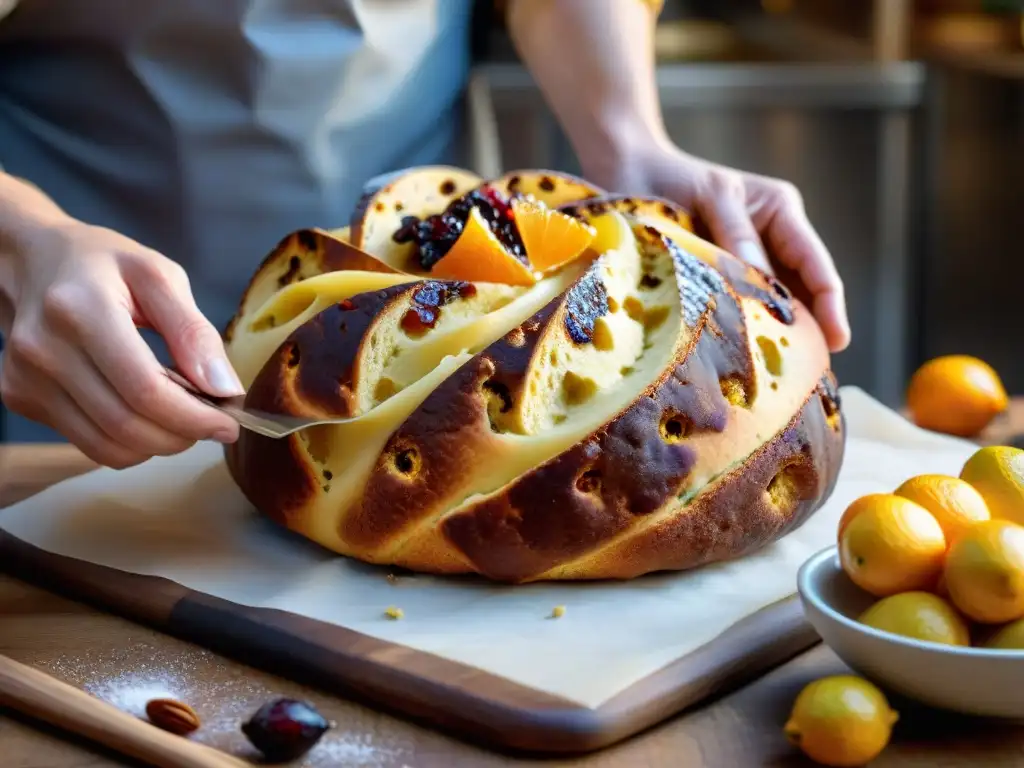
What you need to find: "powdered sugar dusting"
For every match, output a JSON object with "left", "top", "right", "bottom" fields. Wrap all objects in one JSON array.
[
  {"left": 311, "top": 732, "right": 403, "bottom": 766},
  {"left": 84, "top": 678, "right": 180, "bottom": 718},
  {"left": 42, "top": 643, "right": 412, "bottom": 767}
]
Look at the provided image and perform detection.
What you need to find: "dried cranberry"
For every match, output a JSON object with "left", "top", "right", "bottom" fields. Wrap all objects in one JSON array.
[
  {"left": 241, "top": 698, "right": 331, "bottom": 763},
  {"left": 390, "top": 184, "right": 527, "bottom": 271}
]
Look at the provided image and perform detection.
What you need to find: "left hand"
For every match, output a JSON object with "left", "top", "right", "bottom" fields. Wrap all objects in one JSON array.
[{"left": 586, "top": 144, "right": 851, "bottom": 354}]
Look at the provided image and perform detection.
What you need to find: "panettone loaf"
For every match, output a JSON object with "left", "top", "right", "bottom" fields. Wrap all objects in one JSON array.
[{"left": 223, "top": 166, "right": 845, "bottom": 583}]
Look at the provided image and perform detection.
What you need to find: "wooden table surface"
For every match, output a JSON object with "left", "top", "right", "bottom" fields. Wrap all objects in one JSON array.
[{"left": 3, "top": 403, "right": 1024, "bottom": 768}]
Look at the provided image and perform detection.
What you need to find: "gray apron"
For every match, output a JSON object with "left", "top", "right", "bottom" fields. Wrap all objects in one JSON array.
[{"left": 0, "top": 0, "right": 475, "bottom": 441}]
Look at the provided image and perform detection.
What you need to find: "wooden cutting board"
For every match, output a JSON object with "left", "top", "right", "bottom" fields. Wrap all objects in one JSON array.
[{"left": 0, "top": 528, "right": 817, "bottom": 756}]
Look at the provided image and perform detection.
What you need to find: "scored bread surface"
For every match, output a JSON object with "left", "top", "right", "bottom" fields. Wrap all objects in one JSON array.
[{"left": 224, "top": 169, "right": 845, "bottom": 583}]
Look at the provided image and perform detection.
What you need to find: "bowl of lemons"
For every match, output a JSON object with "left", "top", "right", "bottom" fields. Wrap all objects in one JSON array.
[{"left": 798, "top": 444, "right": 1024, "bottom": 722}]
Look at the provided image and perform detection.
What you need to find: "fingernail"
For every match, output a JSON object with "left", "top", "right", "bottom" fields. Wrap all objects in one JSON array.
[
  {"left": 736, "top": 240, "right": 774, "bottom": 274},
  {"left": 212, "top": 427, "right": 238, "bottom": 444},
  {"left": 203, "top": 358, "right": 245, "bottom": 397}
]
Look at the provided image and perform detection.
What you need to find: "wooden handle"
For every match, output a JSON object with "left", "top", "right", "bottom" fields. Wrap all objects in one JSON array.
[{"left": 0, "top": 654, "right": 251, "bottom": 768}]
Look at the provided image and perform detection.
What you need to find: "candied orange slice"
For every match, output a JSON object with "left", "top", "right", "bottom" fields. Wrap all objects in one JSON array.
[
  {"left": 512, "top": 196, "right": 596, "bottom": 273},
  {"left": 431, "top": 207, "right": 537, "bottom": 286}
]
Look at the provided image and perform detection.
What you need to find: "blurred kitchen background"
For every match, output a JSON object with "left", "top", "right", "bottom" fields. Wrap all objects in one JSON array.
[{"left": 470, "top": 0, "right": 1024, "bottom": 408}]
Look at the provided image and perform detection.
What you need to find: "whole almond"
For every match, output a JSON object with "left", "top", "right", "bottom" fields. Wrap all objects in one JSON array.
[{"left": 145, "top": 698, "right": 201, "bottom": 735}]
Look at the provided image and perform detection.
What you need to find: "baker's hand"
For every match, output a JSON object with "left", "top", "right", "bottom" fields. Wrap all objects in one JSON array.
[
  {"left": 590, "top": 145, "right": 851, "bottom": 353},
  {"left": 0, "top": 221, "right": 243, "bottom": 468}
]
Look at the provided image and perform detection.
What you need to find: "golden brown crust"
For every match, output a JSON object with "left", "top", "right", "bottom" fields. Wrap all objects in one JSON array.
[
  {"left": 224, "top": 421, "right": 318, "bottom": 532},
  {"left": 224, "top": 228, "right": 397, "bottom": 343},
  {"left": 243, "top": 283, "right": 416, "bottom": 419},
  {"left": 545, "top": 376, "right": 844, "bottom": 580},
  {"left": 241, "top": 278, "right": 488, "bottom": 421}
]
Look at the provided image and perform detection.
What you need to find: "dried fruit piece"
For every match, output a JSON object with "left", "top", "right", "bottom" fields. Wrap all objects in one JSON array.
[
  {"left": 392, "top": 183, "right": 526, "bottom": 271},
  {"left": 241, "top": 698, "right": 332, "bottom": 763},
  {"left": 430, "top": 207, "right": 537, "bottom": 286},
  {"left": 145, "top": 698, "right": 201, "bottom": 736},
  {"left": 512, "top": 196, "right": 595, "bottom": 273}
]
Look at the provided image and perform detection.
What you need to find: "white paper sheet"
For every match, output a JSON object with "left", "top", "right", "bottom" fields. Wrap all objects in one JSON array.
[{"left": 0, "top": 386, "right": 981, "bottom": 708}]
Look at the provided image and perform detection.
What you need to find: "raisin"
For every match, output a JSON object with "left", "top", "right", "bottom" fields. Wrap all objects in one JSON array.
[
  {"left": 390, "top": 185, "right": 527, "bottom": 271},
  {"left": 400, "top": 280, "right": 474, "bottom": 334}
]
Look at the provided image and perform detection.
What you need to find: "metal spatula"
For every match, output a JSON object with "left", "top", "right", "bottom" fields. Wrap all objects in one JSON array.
[{"left": 162, "top": 367, "right": 349, "bottom": 439}]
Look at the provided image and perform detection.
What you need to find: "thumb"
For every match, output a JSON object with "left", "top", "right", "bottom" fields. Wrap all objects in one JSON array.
[
  {"left": 699, "top": 189, "right": 774, "bottom": 275},
  {"left": 126, "top": 263, "right": 245, "bottom": 397}
]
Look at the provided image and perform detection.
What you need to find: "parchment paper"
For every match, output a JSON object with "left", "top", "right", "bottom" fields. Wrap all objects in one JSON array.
[{"left": 0, "top": 386, "right": 981, "bottom": 708}]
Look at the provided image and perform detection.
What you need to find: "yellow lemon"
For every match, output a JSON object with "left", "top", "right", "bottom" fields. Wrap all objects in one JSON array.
[
  {"left": 984, "top": 617, "right": 1024, "bottom": 650},
  {"left": 944, "top": 519, "right": 1024, "bottom": 624},
  {"left": 836, "top": 493, "right": 885, "bottom": 541},
  {"left": 838, "top": 494, "right": 946, "bottom": 597},
  {"left": 858, "top": 591, "right": 970, "bottom": 646},
  {"left": 894, "top": 474, "right": 990, "bottom": 547},
  {"left": 905, "top": 355, "right": 1007, "bottom": 437},
  {"left": 960, "top": 446, "right": 1024, "bottom": 526},
  {"left": 784, "top": 675, "right": 898, "bottom": 767}
]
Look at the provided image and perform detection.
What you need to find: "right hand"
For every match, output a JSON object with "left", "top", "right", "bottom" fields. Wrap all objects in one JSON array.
[{"left": 0, "top": 220, "right": 244, "bottom": 468}]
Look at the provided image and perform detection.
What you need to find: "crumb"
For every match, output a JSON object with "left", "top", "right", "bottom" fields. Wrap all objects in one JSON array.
[
  {"left": 384, "top": 606, "right": 404, "bottom": 620},
  {"left": 386, "top": 573, "right": 397, "bottom": 585},
  {"left": 549, "top": 605, "right": 566, "bottom": 619}
]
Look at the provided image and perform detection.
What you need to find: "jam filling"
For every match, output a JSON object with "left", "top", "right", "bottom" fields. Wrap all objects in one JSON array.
[
  {"left": 392, "top": 185, "right": 527, "bottom": 271},
  {"left": 400, "top": 280, "right": 476, "bottom": 335}
]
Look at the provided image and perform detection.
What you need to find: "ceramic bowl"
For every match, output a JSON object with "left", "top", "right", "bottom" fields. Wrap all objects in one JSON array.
[{"left": 797, "top": 545, "right": 1024, "bottom": 719}]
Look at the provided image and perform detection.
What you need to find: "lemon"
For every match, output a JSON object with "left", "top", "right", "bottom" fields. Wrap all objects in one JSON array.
[
  {"left": 905, "top": 355, "right": 1007, "bottom": 437},
  {"left": 984, "top": 617, "right": 1024, "bottom": 650},
  {"left": 838, "top": 494, "right": 946, "bottom": 597},
  {"left": 960, "top": 446, "right": 1024, "bottom": 526},
  {"left": 784, "top": 675, "right": 898, "bottom": 767},
  {"left": 836, "top": 493, "right": 884, "bottom": 541},
  {"left": 944, "top": 519, "right": 1024, "bottom": 624},
  {"left": 893, "top": 474, "right": 990, "bottom": 546},
  {"left": 858, "top": 591, "right": 970, "bottom": 646}
]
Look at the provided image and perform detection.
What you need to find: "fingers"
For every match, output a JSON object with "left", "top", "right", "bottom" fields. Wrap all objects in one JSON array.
[
  {"left": 1, "top": 222, "right": 244, "bottom": 468},
  {"left": 45, "top": 335, "right": 198, "bottom": 457},
  {"left": 0, "top": 348, "right": 151, "bottom": 469},
  {"left": 696, "top": 175, "right": 775, "bottom": 276},
  {"left": 698, "top": 168, "right": 851, "bottom": 353},
  {"left": 121, "top": 257, "right": 245, "bottom": 397},
  {"left": 759, "top": 189, "right": 851, "bottom": 352},
  {"left": 39, "top": 279, "right": 241, "bottom": 446}
]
